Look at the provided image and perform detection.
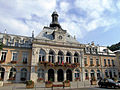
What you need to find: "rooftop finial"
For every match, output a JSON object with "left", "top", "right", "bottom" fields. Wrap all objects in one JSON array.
[
  {"left": 32, "top": 30, "right": 34, "bottom": 38},
  {"left": 4, "top": 29, "right": 7, "bottom": 34}
]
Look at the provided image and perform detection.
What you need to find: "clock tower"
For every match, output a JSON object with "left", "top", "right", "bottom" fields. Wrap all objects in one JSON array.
[{"left": 49, "top": 11, "right": 66, "bottom": 42}]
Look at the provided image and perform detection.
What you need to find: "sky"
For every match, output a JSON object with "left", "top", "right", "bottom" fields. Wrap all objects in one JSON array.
[{"left": 0, "top": 0, "right": 120, "bottom": 46}]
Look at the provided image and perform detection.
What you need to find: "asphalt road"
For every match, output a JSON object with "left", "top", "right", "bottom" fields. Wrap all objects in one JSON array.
[{"left": 61, "top": 87, "right": 120, "bottom": 90}]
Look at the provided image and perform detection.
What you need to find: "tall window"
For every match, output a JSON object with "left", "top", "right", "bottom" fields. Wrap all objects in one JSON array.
[
  {"left": 66, "top": 52, "right": 71, "bottom": 63},
  {"left": 22, "top": 52, "right": 28, "bottom": 63},
  {"left": 38, "top": 69, "right": 44, "bottom": 79},
  {"left": 108, "top": 59, "right": 110, "bottom": 65},
  {"left": 74, "top": 53, "right": 79, "bottom": 63},
  {"left": 104, "top": 59, "right": 106, "bottom": 66},
  {"left": 84, "top": 57, "right": 87, "bottom": 65},
  {"left": 75, "top": 69, "right": 80, "bottom": 78},
  {"left": 39, "top": 49, "right": 46, "bottom": 62},
  {"left": 0, "top": 51, "right": 7, "bottom": 61},
  {"left": 12, "top": 52, "right": 18, "bottom": 61},
  {"left": 96, "top": 59, "right": 99, "bottom": 66},
  {"left": 58, "top": 51, "right": 63, "bottom": 64},
  {"left": 49, "top": 51, "right": 54, "bottom": 63},
  {"left": 15, "top": 40, "right": 19, "bottom": 47},
  {"left": 112, "top": 60, "right": 115, "bottom": 66},
  {"left": 91, "top": 70, "right": 95, "bottom": 78},
  {"left": 97, "top": 70, "right": 100, "bottom": 80},
  {"left": 21, "top": 68, "right": 27, "bottom": 80},
  {"left": 105, "top": 70, "right": 108, "bottom": 77},
  {"left": 9, "top": 68, "right": 16, "bottom": 79},
  {"left": 113, "top": 70, "right": 116, "bottom": 77},
  {"left": 90, "top": 57, "right": 93, "bottom": 66}
]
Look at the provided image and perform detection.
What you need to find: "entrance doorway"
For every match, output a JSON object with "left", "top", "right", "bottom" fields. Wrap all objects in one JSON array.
[
  {"left": 48, "top": 69, "right": 54, "bottom": 82},
  {"left": 57, "top": 69, "right": 64, "bottom": 82},
  {"left": 66, "top": 69, "right": 72, "bottom": 81}
]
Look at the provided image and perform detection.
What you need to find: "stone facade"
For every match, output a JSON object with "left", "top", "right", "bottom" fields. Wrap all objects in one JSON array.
[{"left": 0, "top": 11, "right": 119, "bottom": 84}]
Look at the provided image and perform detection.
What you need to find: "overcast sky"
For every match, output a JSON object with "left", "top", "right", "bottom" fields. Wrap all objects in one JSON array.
[{"left": 0, "top": 0, "right": 120, "bottom": 46}]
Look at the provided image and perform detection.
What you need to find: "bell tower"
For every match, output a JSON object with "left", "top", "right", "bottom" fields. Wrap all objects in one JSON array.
[{"left": 50, "top": 11, "right": 61, "bottom": 28}]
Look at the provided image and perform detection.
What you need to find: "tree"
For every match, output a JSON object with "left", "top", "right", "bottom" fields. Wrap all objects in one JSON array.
[{"left": 108, "top": 42, "right": 120, "bottom": 51}]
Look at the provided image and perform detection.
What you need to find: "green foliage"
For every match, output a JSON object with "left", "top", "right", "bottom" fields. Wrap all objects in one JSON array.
[
  {"left": 26, "top": 80, "right": 34, "bottom": 85},
  {"left": 0, "top": 42, "right": 3, "bottom": 50},
  {"left": 108, "top": 42, "right": 120, "bottom": 51}
]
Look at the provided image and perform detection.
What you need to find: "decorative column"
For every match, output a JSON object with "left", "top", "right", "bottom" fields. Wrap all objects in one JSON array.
[
  {"left": 46, "top": 53, "right": 49, "bottom": 62},
  {"left": 64, "top": 55, "right": 66, "bottom": 63},
  {"left": 88, "top": 72, "right": 91, "bottom": 81},
  {"left": 30, "top": 67, "right": 37, "bottom": 83},
  {"left": 55, "top": 54, "right": 58, "bottom": 63},
  {"left": 71, "top": 55, "right": 74, "bottom": 64},
  {"left": 94, "top": 71, "right": 97, "bottom": 81},
  {"left": 3, "top": 70, "right": 9, "bottom": 83},
  {"left": 72, "top": 71, "right": 75, "bottom": 82},
  {"left": 64, "top": 70, "right": 66, "bottom": 81},
  {"left": 55, "top": 70, "right": 57, "bottom": 82},
  {"left": 80, "top": 50, "right": 84, "bottom": 81},
  {"left": 45, "top": 70, "right": 48, "bottom": 81}
]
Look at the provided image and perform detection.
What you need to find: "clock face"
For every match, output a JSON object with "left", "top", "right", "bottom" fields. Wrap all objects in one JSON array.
[{"left": 58, "top": 35, "right": 62, "bottom": 40}]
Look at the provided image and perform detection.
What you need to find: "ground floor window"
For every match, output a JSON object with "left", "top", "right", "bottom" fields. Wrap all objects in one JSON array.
[
  {"left": 0, "top": 67, "right": 5, "bottom": 81},
  {"left": 85, "top": 70, "right": 89, "bottom": 80},
  {"left": 21, "top": 68, "right": 27, "bottom": 81},
  {"left": 38, "top": 69, "right": 44, "bottom": 79},
  {"left": 9, "top": 68, "right": 16, "bottom": 80}
]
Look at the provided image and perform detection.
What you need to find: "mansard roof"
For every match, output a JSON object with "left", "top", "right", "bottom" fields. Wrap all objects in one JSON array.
[{"left": 35, "top": 26, "right": 80, "bottom": 44}]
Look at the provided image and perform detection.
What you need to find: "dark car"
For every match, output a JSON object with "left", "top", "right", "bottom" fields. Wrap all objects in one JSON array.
[{"left": 98, "top": 79, "right": 119, "bottom": 88}]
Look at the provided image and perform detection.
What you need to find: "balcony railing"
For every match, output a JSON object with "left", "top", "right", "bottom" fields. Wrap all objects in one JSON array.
[{"left": 38, "top": 61, "right": 80, "bottom": 68}]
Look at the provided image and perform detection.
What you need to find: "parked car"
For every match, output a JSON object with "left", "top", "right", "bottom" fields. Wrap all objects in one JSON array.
[
  {"left": 98, "top": 79, "right": 119, "bottom": 88},
  {"left": 117, "top": 81, "right": 120, "bottom": 88}
]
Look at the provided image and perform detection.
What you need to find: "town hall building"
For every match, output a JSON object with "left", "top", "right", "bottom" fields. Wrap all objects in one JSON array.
[{"left": 0, "top": 11, "right": 119, "bottom": 84}]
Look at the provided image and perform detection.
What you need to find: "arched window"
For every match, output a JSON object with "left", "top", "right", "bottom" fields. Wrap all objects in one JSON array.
[
  {"left": 0, "top": 67, "right": 5, "bottom": 80},
  {"left": 74, "top": 69, "right": 80, "bottom": 78},
  {"left": 91, "top": 70, "right": 95, "bottom": 78},
  {"left": 105, "top": 70, "right": 108, "bottom": 77},
  {"left": 66, "top": 52, "right": 71, "bottom": 63},
  {"left": 9, "top": 68, "right": 16, "bottom": 80},
  {"left": 97, "top": 70, "right": 100, "bottom": 80},
  {"left": 58, "top": 51, "right": 64, "bottom": 64},
  {"left": 38, "top": 69, "right": 44, "bottom": 79},
  {"left": 85, "top": 70, "right": 89, "bottom": 80},
  {"left": 39, "top": 49, "right": 46, "bottom": 62},
  {"left": 21, "top": 68, "right": 27, "bottom": 81},
  {"left": 74, "top": 53, "right": 79, "bottom": 63},
  {"left": 49, "top": 50, "right": 54, "bottom": 63},
  {"left": 109, "top": 70, "right": 112, "bottom": 79},
  {"left": 113, "top": 70, "right": 116, "bottom": 77}
]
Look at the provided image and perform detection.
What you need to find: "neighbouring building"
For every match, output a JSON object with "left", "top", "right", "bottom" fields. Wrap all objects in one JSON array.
[
  {"left": 0, "top": 11, "right": 119, "bottom": 84},
  {"left": 114, "top": 50, "right": 120, "bottom": 80},
  {"left": 84, "top": 42, "right": 118, "bottom": 81}
]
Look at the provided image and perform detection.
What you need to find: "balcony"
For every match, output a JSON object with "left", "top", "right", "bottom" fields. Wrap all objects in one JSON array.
[
  {"left": 8, "top": 77, "right": 15, "bottom": 81},
  {"left": 38, "top": 61, "right": 79, "bottom": 68},
  {"left": 96, "top": 64, "right": 100, "bottom": 67},
  {"left": 11, "top": 61, "right": 17, "bottom": 64},
  {"left": 23, "top": 61, "right": 27, "bottom": 64},
  {"left": 90, "top": 64, "right": 94, "bottom": 66},
  {"left": 0, "top": 60, "right": 5, "bottom": 63},
  {"left": 104, "top": 64, "right": 108, "bottom": 67},
  {"left": 85, "top": 64, "right": 88, "bottom": 66},
  {"left": 0, "top": 78, "right": 3, "bottom": 81}
]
